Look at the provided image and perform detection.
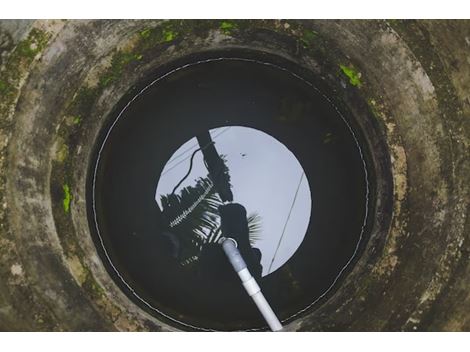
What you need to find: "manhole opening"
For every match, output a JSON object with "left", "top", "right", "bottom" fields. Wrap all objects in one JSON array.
[{"left": 88, "top": 51, "right": 375, "bottom": 331}]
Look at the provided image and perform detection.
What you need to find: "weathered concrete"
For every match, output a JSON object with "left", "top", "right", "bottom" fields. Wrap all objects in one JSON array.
[{"left": 0, "top": 19, "right": 468, "bottom": 331}]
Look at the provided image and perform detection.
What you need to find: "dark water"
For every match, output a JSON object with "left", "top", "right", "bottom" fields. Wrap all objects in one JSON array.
[{"left": 89, "top": 54, "right": 370, "bottom": 331}]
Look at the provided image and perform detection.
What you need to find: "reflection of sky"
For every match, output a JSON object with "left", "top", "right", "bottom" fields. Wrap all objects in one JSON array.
[{"left": 155, "top": 127, "right": 311, "bottom": 276}]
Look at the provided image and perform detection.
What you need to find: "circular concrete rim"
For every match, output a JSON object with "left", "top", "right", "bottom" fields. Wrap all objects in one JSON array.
[{"left": 1, "top": 20, "right": 469, "bottom": 332}]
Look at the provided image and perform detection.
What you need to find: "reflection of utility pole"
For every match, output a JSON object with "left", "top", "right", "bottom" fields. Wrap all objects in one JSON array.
[
  {"left": 196, "top": 130, "right": 283, "bottom": 332},
  {"left": 196, "top": 131, "right": 233, "bottom": 202}
]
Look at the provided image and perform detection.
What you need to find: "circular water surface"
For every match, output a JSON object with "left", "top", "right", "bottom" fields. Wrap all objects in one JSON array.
[{"left": 89, "top": 55, "right": 370, "bottom": 331}]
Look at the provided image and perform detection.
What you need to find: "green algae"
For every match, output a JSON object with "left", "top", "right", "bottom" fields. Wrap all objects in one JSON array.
[
  {"left": 99, "top": 51, "right": 143, "bottom": 88},
  {"left": 0, "top": 80, "right": 8, "bottom": 93},
  {"left": 340, "top": 64, "right": 362, "bottom": 87},
  {"left": 137, "top": 22, "right": 180, "bottom": 50},
  {"left": 220, "top": 21, "right": 237, "bottom": 34},
  {"left": 82, "top": 266, "right": 106, "bottom": 298},
  {"left": 0, "top": 28, "right": 50, "bottom": 117},
  {"left": 15, "top": 28, "right": 49, "bottom": 59},
  {"left": 300, "top": 29, "right": 317, "bottom": 48},
  {"left": 62, "top": 184, "right": 71, "bottom": 213},
  {"left": 139, "top": 28, "right": 151, "bottom": 39},
  {"left": 162, "top": 28, "right": 176, "bottom": 42}
]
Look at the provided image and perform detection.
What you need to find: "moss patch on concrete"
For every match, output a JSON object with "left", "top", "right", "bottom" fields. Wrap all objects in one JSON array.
[
  {"left": 99, "top": 51, "right": 143, "bottom": 88},
  {"left": 0, "top": 28, "right": 50, "bottom": 118},
  {"left": 62, "top": 184, "right": 71, "bottom": 213},
  {"left": 137, "top": 21, "right": 180, "bottom": 50},
  {"left": 340, "top": 64, "right": 362, "bottom": 87},
  {"left": 66, "top": 21, "right": 208, "bottom": 122},
  {"left": 72, "top": 116, "right": 81, "bottom": 125},
  {"left": 219, "top": 20, "right": 237, "bottom": 35},
  {"left": 300, "top": 28, "right": 317, "bottom": 48},
  {"left": 15, "top": 28, "right": 49, "bottom": 59}
]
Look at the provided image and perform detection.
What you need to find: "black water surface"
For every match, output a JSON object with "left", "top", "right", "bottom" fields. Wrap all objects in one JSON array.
[{"left": 89, "top": 54, "right": 370, "bottom": 331}]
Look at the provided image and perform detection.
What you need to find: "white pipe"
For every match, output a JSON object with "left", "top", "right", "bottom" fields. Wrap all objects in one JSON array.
[{"left": 220, "top": 237, "right": 283, "bottom": 332}]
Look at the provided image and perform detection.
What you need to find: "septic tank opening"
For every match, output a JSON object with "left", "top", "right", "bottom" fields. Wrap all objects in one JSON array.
[{"left": 88, "top": 52, "right": 373, "bottom": 331}]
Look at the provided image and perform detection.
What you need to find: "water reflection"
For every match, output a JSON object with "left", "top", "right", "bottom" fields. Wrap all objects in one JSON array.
[
  {"left": 91, "top": 56, "right": 370, "bottom": 330},
  {"left": 155, "top": 126, "right": 311, "bottom": 276}
]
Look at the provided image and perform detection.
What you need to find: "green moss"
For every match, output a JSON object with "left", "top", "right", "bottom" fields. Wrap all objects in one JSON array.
[
  {"left": 69, "top": 20, "right": 228, "bottom": 113},
  {"left": 339, "top": 64, "right": 362, "bottom": 87},
  {"left": 162, "top": 28, "right": 176, "bottom": 42},
  {"left": 158, "top": 22, "right": 179, "bottom": 42},
  {"left": 387, "top": 19, "right": 402, "bottom": 27},
  {"left": 0, "top": 80, "right": 9, "bottom": 93},
  {"left": 62, "top": 184, "right": 71, "bottom": 213},
  {"left": 15, "top": 28, "right": 49, "bottom": 59},
  {"left": 16, "top": 40, "right": 38, "bottom": 58},
  {"left": 99, "top": 51, "right": 143, "bottom": 88},
  {"left": 0, "top": 28, "right": 50, "bottom": 117},
  {"left": 66, "top": 48, "right": 141, "bottom": 121},
  {"left": 300, "top": 29, "right": 317, "bottom": 48},
  {"left": 82, "top": 267, "right": 106, "bottom": 298},
  {"left": 139, "top": 28, "right": 151, "bottom": 39},
  {"left": 78, "top": 22, "right": 184, "bottom": 97},
  {"left": 220, "top": 21, "right": 237, "bottom": 34},
  {"left": 65, "top": 49, "right": 143, "bottom": 121},
  {"left": 137, "top": 21, "right": 180, "bottom": 50}
]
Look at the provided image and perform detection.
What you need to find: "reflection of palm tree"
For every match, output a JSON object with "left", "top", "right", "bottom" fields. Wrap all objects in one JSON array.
[
  {"left": 160, "top": 177, "right": 220, "bottom": 266},
  {"left": 247, "top": 212, "right": 262, "bottom": 246},
  {"left": 205, "top": 211, "right": 262, "bottom": 247},
  {"left": 160, "top": 175, "right": 262, "bottom": 267}
]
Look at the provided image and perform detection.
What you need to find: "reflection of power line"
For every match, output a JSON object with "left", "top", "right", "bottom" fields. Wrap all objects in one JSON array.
[
  {"left": 166, "top": 142, "right": 200, "bottom": 166},
  {"left": 162, "top": 126, "right": 232, "bottom": 171},
  {"left": 267, "top": 171, "right": 305, "bottom": 274},
  {"left": 170, "top": 146, "right": 206, "bottom": 195}
]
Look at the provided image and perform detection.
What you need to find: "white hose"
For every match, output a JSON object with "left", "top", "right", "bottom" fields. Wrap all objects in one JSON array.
[{"left": 220, "top": 237, "right": 283, "bottom": 332}]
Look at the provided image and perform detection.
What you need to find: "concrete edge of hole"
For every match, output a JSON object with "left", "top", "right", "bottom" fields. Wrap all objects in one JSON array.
[{"left": 0, "top": 19, "right": 469, "bottom": 331}]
